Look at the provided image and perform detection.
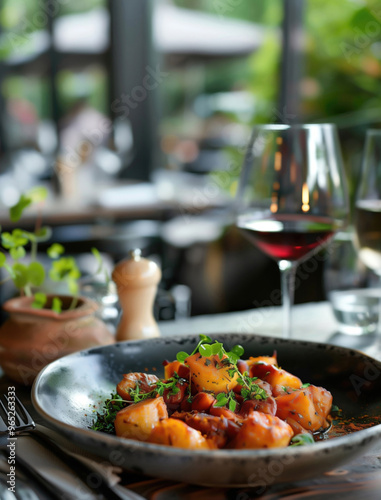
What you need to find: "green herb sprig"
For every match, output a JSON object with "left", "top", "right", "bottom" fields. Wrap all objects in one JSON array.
[
  {"left": 289, "top": 433, "right": 315, "bottom": 446},
  {"left": 331, "top": 404, "right": 342, "bottom": 413},
  {"left": 214, "top": 391, "right": 237, "bottom": 412},
  {"left": 128, "top": 373, "right": 184, "bottom": 403},
  {"left": 176, "top": 335, "right": 214, "bottom": 363},
  {"left": 238, "top": 373, "right": 268, "bottom": 401},
  {"left": 176, "top": 335, "right": 244, "bottom": 365},
  {"left": 91, "top": 393, "right": 127, "bottom": 434}
]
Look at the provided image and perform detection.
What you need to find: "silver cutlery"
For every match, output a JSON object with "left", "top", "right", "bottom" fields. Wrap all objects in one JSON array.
[
  {"left": 0, "top": 394, "right": 145, "bottom": 500},
  {"left": 0, "top": 432, "right": 66, "bottom": 500}
]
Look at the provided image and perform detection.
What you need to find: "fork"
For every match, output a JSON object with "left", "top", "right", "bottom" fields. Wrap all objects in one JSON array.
[{"left": 0, "top": 394, "right": 144, "bottom": 500}]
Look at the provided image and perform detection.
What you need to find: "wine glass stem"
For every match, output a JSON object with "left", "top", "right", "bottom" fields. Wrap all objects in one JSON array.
[
  {"left": 279, "top": 260, "right": 297, "bottom": 339},
  {"left": 377, "top": 274, "right": 381, "bottom": 357}
]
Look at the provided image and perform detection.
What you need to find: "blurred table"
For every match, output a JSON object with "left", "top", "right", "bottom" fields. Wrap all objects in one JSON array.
[{"left": 0, "top": 179, "right": 228, "bottom": 228}]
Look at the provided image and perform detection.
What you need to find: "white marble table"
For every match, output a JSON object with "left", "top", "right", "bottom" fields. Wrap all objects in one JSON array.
[
  {"left": 159, "top": 300, "right": 379, "bottom": 357},
  {"left": 159, "top": 301, "right": 336, "bottom": 340}
]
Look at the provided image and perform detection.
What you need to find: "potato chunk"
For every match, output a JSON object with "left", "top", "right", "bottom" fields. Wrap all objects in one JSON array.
[
  {"left": 249, "top": 363, "right": 302, "bottom": 396},
  {"left": 117, "top": 373, "right": 159, "bottom": 401},
  {"left": 163, "top": 360, "right": 190, "bottom": 380},
  {"left": 276, "top": 385, "right": 332, "bottom": 432},
  {"left": 191, "top": 392, "right": 216, "bottom": 412},
  {"left": 114, "top": 397, "right": 168, "bottom": 441},
  {"left": 149, "top": 418, "right": 214, "bottom": 449},
  {"left": 246, "top": 352, "right": 278, "bottom": 367},
  {"left": 172, "top": 411, "right": 240, "bottom": 448},
  {"left": 239, "top": 396, "right": 277, "bottom": 418},
  {"left": 232, "top": 412, "right": 293, "bottom": 449},
  {"left": 185, "top": 353, "right": 238, "bottom": 393}
]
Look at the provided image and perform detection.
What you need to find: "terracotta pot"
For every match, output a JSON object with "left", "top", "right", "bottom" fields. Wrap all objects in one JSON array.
[{"left": 0, "top": 295, "right": 115, "bottom": 385}]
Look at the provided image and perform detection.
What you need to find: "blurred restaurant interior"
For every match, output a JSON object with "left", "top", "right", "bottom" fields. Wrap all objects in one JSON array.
[{"left": 0, "top": 0, "right": 380, "bottom": 324}]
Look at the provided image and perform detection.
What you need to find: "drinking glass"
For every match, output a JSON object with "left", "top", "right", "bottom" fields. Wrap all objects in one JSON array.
[
  {"left": 235, "top": 124, "right": 349, "bottom": 339},
  {"left": 354, "top": 129, "right": 381, "bottom": 354}
]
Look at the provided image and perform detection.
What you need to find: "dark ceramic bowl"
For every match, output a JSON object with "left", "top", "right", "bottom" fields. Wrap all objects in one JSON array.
[{"left": 32, "top": 333, "right": 381, "bottom": 487}]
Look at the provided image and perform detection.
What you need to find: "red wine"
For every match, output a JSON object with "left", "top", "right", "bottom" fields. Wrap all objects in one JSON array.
[
  {"left": 355, "top": 200, "right": 381, "bottom": 273},
  {"left": 237, "top": 214, "right": 338, "bottom": 261}
]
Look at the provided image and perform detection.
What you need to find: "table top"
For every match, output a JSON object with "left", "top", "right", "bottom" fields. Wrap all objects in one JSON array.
[
  {"left": 160, "top": 301, "right": 379, "bottom": 356},
  {"left": 0, "top": 178, "right": 226, "bottom": 228},
  {"left": 1, "top": 301, "right": 381, "bottom": 500}
]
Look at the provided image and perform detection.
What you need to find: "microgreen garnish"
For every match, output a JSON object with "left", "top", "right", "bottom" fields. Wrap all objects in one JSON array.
[
  {"left": 90, "top": 393, "right": 127, "bottom": 434},
  {"left": 170, "top": 385, "right": 180, "bottom": 395},
  {"left": 214, "top": 391, "right": 237, "bottom": 412},
  {"left": 331, "top": 404, "right": 342, "bottom": 413},
  {"left": 227, "top": 344, "right": 245, "bottom": 364},
  {"left": 177, "top": 335, "right": 244, "bottom": 367},
  {"left": 289, "top": 434, "right": 315, "bottom": 446},
  {"left": 176, "top": 334, "right": 213, "bottom": 362},
  {"left": 301, "top": 383, "right": 311, "bottom": 388},
  {"left": 127, "top": 373, "right": 184, "bottom": 403},
  {"left": 238, "top": 373, "right": 268, "bottom": 401}
]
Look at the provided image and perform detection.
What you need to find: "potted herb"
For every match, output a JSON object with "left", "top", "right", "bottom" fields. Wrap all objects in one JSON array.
[{"left": 0, "top": 187, "right": 114, "bottom": 385}]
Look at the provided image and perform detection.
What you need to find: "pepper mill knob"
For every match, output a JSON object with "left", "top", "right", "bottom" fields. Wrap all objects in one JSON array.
[{"left": 112, "top": 249, "right": 161, "bottom": 341}]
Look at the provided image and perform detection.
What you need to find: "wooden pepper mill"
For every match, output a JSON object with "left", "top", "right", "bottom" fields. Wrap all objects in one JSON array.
[{"left": 112, "top": 249, "right": 161, "bottom": 341}]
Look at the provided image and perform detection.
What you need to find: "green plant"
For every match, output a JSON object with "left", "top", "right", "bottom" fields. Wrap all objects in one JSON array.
[{"left": 0, "top": 186, "right": 108, "bottom": 312}]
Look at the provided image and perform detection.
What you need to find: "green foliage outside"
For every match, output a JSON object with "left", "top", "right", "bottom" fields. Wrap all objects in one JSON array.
[
  {"left": 302, "top": 0, "right": 381, "bottom": 198},
  {"left": 170, "top": 0, "right": 381, "bottom": 203},
  {"left": 0, "top": 0, "right": 107, "bottom": 119}
]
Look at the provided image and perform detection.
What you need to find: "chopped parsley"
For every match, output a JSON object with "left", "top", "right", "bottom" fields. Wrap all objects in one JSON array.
[
  {"left": 238, "top": 373, "right": 268, "bottom": 401},
  {"left": 90, "top": 393, "right": 127, "bottom": 434},
  {"left": 128, "top": 373, "right": 184, "bottom": 403}
]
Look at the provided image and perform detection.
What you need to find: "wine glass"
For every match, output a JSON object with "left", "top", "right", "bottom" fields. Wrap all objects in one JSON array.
[
  {"left": 235, "top": 124, "right": 349, "bottom": 339},
  {"left": 354, "top": 129, "right": 381, "bottom": 355}
]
